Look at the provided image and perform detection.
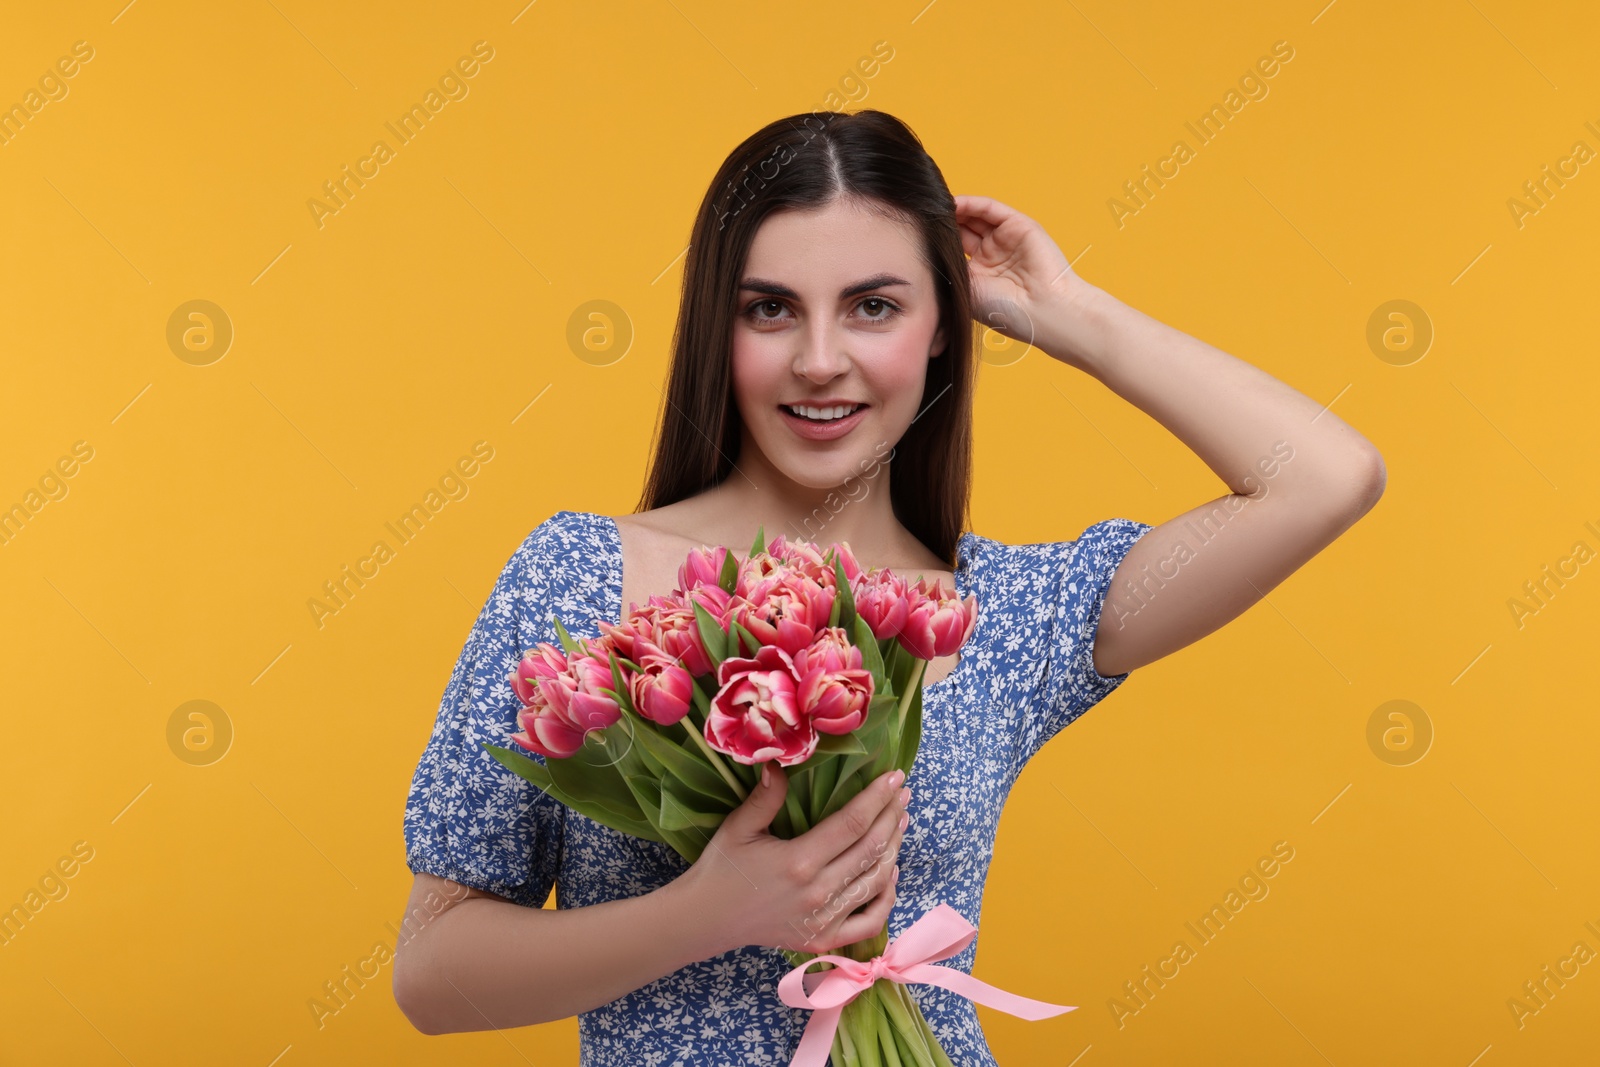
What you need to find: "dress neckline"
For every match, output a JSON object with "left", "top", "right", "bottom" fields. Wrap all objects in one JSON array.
[{"left": 568, "top": 510, "right": 975, "bottom": 696}]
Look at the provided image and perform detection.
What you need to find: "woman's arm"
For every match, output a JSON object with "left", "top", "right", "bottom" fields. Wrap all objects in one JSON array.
[
  {"left": 1041, "top": 276, "right": 1385, "bottom": 678},
  {"left": 392, "top": 871, "right": 721, "bottom": 1034},
  {"left": 953, "top": 194, "right": 1385, "bottom": 679},
  {"left": 393, "top": 763, "right": 911, "bottom": 1034}
]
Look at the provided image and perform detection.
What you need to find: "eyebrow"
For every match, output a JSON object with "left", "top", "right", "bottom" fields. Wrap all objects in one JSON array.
[{"left": 737, "top": 273, "right": 912, "bottom": 300}]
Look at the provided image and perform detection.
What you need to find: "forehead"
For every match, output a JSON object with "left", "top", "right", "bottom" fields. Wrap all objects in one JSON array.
[{"left": 741, "top": 200, "right": 929, "bottom": 291}]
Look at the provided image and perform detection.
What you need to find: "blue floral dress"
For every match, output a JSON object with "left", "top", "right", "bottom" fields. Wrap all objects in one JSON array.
[{"left": 404, "top": 508, "right": 1154, "bottom": 1065}]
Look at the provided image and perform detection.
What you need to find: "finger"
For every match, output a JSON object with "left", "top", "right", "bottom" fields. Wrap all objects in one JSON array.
[
  {"left": 804, "top": 847, "right": 894, "bottom": 953},
  {"left": 802, "top": 769, "right": 905, "bottom": 864},
  {"left": 957, "top": 214, "right": 996, "bottom": 242},
  {"left": 831, "top": 865, "right": 899, "bottom": 947},
  {"left": 953, "top": 194, "right": 1017, "bottom": 225},
  {"left": 821, "top": 784, "right": 907, "bottom": 889},
  {"left": 957, "top": 224, "right": 985, "bottom": 259},
  {"left": 722, "top": 762, "right": 787, "bottom": 836}
]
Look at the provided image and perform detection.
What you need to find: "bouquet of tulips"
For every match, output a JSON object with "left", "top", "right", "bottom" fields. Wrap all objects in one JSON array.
[{"left": 484, "top": 526, "right": 982, "bottom": 1066}]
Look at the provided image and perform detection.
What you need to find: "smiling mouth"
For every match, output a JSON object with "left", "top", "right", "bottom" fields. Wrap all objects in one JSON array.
[{"left": 781, "top": 402, "right": 868, "bottom": 422}]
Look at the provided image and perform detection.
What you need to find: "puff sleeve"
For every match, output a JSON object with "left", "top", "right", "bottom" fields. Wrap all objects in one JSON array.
[
  {"left": 402, "top": 519, "right": 567, "bottom": 908},
  {"left": 1012, "top": 517, "right": 1155, "bottom": 770}
]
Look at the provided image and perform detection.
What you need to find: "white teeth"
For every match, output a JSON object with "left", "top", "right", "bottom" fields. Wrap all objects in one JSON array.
[{"left": 787, "top": 403, "right": 862, "bottom": 421}]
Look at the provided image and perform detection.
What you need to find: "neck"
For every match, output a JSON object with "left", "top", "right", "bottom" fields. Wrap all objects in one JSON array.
[{"left": 707, "top": 438, "right": 905, "bottom": 560}]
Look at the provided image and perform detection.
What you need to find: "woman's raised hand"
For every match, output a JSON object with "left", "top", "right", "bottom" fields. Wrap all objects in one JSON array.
[
  {"left": 954, "top": 194, "right": 1085, "bottom": 349},
  {"left": 681, "top": 764, "right": 911, "bottom": 956}
]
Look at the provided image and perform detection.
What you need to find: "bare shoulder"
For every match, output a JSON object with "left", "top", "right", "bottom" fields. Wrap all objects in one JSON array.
[
  {"left": 609, "top": 501, "right": 727, "bottom": 609},
  {"left": 611, "top": 500, "right": 720, "bottom": 554}
]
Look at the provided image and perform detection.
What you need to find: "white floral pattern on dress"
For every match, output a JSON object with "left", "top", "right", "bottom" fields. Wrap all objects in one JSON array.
[{"left": 404, "top": 508, "right": 1155, "bottom": 1065}]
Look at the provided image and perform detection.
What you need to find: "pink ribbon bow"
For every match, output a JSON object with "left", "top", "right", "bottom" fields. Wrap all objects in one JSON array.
[{"left": 777, "top": 903, "right": 1076, "bottom": 1066}]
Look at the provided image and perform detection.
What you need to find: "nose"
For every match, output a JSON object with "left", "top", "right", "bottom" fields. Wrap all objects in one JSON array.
[{"left": 793, "top": 318, "right": 851, "bottom": 384}]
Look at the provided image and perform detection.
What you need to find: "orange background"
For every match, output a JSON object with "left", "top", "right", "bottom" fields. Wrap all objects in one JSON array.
[{"left": 3, "top": 1, "right": 1598, "bottom": 1064}]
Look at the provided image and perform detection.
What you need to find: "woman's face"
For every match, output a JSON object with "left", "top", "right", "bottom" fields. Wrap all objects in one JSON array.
[{"left": 730, "top": 196, "right": 947, "bottom": 492}]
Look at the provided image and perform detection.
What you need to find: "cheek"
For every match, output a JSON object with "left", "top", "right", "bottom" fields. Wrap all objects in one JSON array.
[
  {"left": 730, "top": 334, "right": 783, "bottom": 413},
  {"left": 866, "top": 333, "right": 935, "bottom": 396}
]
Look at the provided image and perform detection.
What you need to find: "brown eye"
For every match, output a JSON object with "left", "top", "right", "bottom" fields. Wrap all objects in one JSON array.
[
  {"left": 747, "top": 299, "right": 787, "bottom": 324},
  {"left": 859, "top": 297, "right": 902, "bottom": 321}
]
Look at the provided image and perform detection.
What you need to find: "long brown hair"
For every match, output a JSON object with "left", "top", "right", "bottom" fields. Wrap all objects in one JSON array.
[{"left": 635, "top": 109, "right": 975, "bottom": 565}]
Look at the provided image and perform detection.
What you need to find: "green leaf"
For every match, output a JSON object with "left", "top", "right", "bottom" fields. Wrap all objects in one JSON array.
[
  {"left": 606, "top": 649, "right": 637, "bottom": 718},
  {"left": 750, "top": 525, "right": 766, "bottom": 556},
  {"left": 551, "top": 615, "right": 583, "bottom": 656},
  {"left": 808, "top": 756, "right": 838, "bottom": 814},
  {"left": 819, "top": 695, "right": 898, "bottom": 820},
  {"left": 482, "top": 742, "right": 556, "bottom": 792},
  {"left": 691, "top": 598, "right": 727, "bottom": 667},
  {"left": 625, "top": 774, "right": 703, "bottom": 863},
  {"left": 731, "top": 618, "right": 761, "bottom": 658},
  {"left": 481, "top": 744, "right": 665, "bottom": 843},
  {"left": 545, "top": 739, "right": 646, "bottom": 823},
  {"left": 718, "top": 546, "right": 739, "bottom": 594},
  {"left": 814, "top": 730, "right": 868, "bottom": 756},
  {"left": 833, "top": 554, "right": 856, "bottom": 634},
  {"left": 631, "top": 720, "right": 741, "bottom": 806},
  {"left": 890, "top": 640, "right": 920, "bottom": 695},
  {"left": 657, "top": 776, "right": 726, "bottom": 831},
  {"left": 894, "top": 685, "right": 924, "bottom": 779},
  {"left": 626, "top": 720, "right": 671, "bottom": 779},
  {"left": 853, "top": 613, "right": 887, "bottom": 694}
]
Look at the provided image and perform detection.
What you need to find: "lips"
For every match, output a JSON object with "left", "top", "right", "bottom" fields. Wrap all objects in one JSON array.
[{"left": 778, "top": 402, "right": 870, "bottom": 442}]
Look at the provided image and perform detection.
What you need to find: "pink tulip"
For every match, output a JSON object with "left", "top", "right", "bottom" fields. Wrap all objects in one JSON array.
[
  {"left": 508, "top": 681, "right": 579, "bottom": 755},
  {"left": 705, "top": 644, "right": 817, "bottom": 766},
  {"left": 511, "top": 676, "right": 587, "bottom": 758},
  {"left": 728, "top": 571, "right": 835, "bottom": 657},
  {"left": 600, "top": 594, "right": 682, "bottom": 658},
  {"left": 613, "top": 589, "right": 727, "bottom": 675},
  {"left": 792, "top": 538, "right": 862, "bottom": 588},
  {"left": 625, "top": 643, "right": 696, "bottom": 726},
  {"left": 791, "top": 627, "right": 874, "bottom": 734},
  {"left": 829, "top": 541, "right": 864, "bottom": 583},
  {"left": 897, "top": 578, "right": 978, "bottom": 660},
  {"left": 564, "top": 639, "right": 625, "bottom": 732},
  {"left": 510, "top": 639, "right": 626, "bottom": 760},
  {"left": 509, "top": 642, "right": 569, "bottom": 706},
  {"left": 649, "top": 598, "right": 717, "bottom": 679},
  {"left": 677, "top": 544, "right": 730, "bottom": 595},
  {"left": 735, "top": 550, "right": 781, "bottom": 598},
  {"left": 852, "top": 568, "right": 912, "bottom": 641}
]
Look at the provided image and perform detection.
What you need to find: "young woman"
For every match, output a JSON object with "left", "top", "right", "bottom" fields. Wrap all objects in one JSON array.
[{"left": 393, "top": 109, "right": 1385, "bottom": 1063}]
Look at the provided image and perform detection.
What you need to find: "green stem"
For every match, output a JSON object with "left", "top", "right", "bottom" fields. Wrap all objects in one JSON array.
[
  {"left": 679, "top": 715, "right": 748, "bottom": 800},
  {"left": 808, "top": 756, "right": 838, "bottom": 815},
  {"left": 890, "top": 658, "right": 926, "bottom": 768},
  {"left": 856, "top": 991, "right": 886, "bottom": 1067},
  {"left": 784, "top": 785, "right": 811, "bottom": 835},
  {"left": 835, "top": 1014, "right": 859, "bottom": 1065},
  {"left": 876, "top": 989, "right": 905, "bottom": 1067},
  {"left": 886, "top": 982, "right": 946, "bottom": 1066},
  {"left": 875, "top": 982, "right": 924, "bottom": 1058}
]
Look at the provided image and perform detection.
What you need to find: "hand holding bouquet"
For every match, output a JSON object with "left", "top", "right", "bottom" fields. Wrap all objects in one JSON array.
[{"left": 484, "top": 525, "right": 1071, "bottom": 1065}]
